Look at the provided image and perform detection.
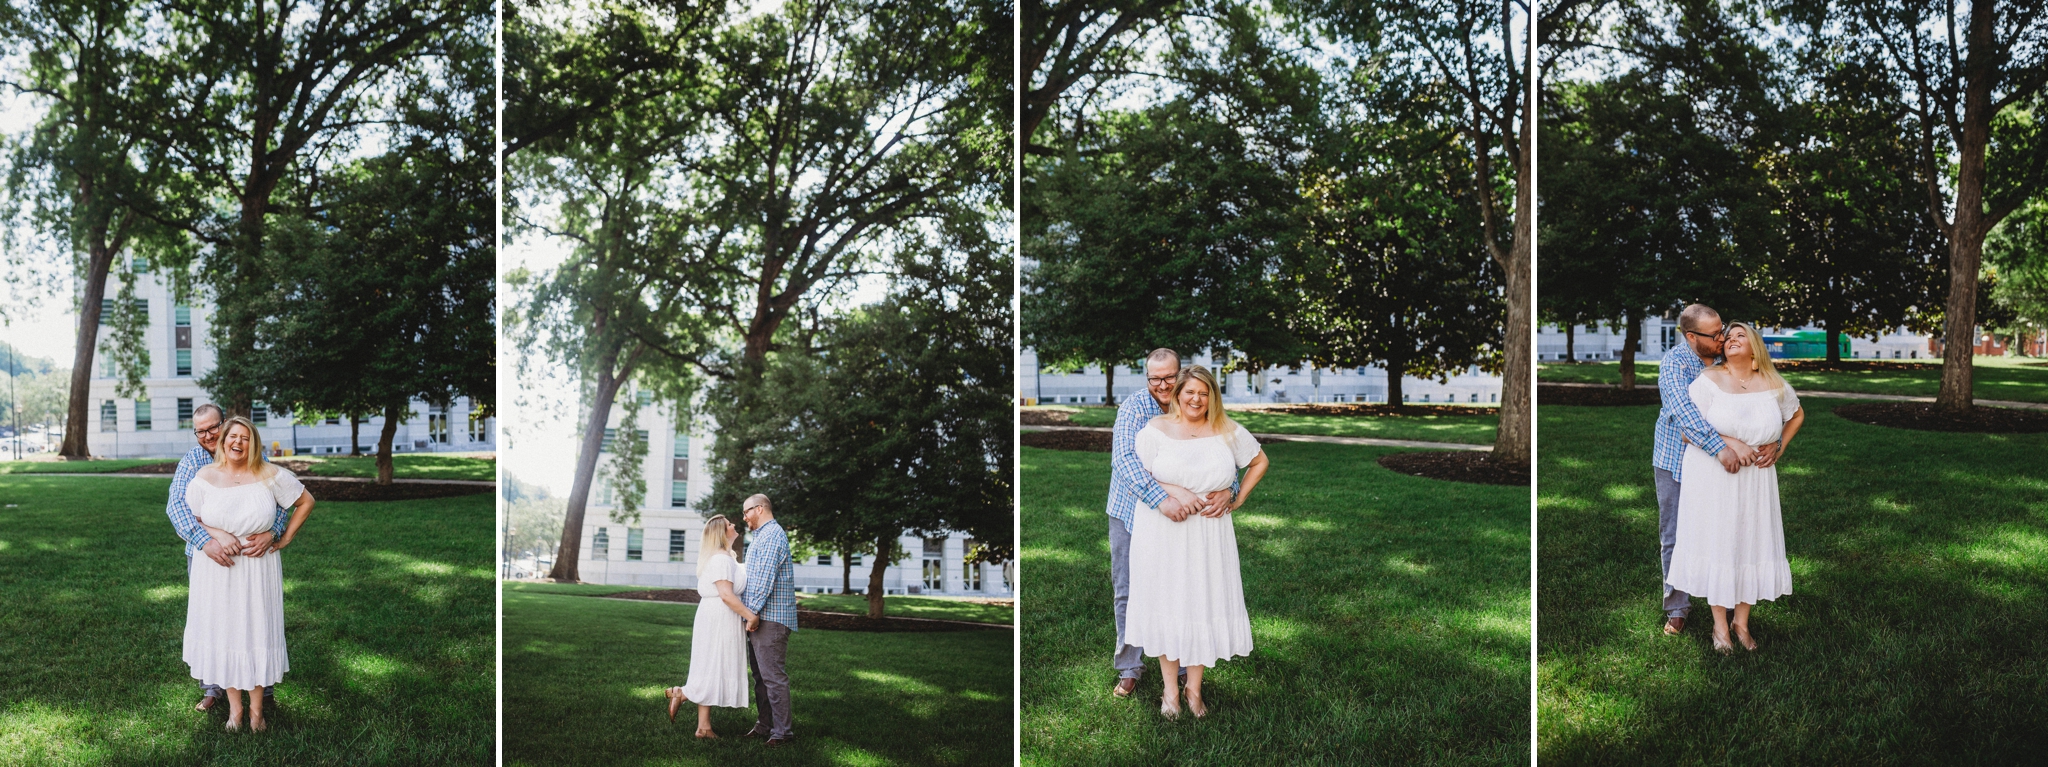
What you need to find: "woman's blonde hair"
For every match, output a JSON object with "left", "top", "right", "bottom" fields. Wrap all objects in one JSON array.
[
  {"left": 1713, "top": 322, "right": 1787, "bottom": 392},
  {"left": 216, "top": 416, "right": 275, "bottom": 477},
  {"left": 1166, "top": 365, "right": 1237, "bottom": 444},
  {"left": 697, "top": 516, "right": 737, "bottom": 577}
]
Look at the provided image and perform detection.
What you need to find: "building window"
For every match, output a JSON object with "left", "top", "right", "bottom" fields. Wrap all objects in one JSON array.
[
  {"left": 591, "top": 528, "right": 610, "bottom": 560},
  {"left": 1422, "top": 394, "right": 1431, "bottom": 403},
  {"left": 670, "top": 479, "right": 688, "bottom": 508},
  {"left": 597, "top": 481, "right": 614, "bottom": 507},
  {"left": 325, "top": 415, "right": 340, "bottom": 425},
  {"left": 922, "top": 535, "right": 947, "bottom": 591},
  {"left": 428, "top": 405, "right": 450, "bottom": 443},
  {"left": 251, "top": 402, "right": 267, "bottom": 426},
  {"left": 100, "top": 400, "right": 117, "bottom": 432},
  {"left": 818, "top": 553, "right": 832, "bottom": 566},
  {"left": 962, "top": 537, "right": 981, "bottom": 591},
  {"left": 600, "top": 428, "right": 649, "bottom": 453},
  {"left": 130, "top": 256, "right": 149, "bottom": 273},
  {"left": 135, "top": 399, "right": 152, "bottom": 431},
  {"left": 668, "top": 529, "right": 687, "bottom": 562},
  {"left": 1470, "top": 393, "right": 1479, "bottom": 403},
  {"left": 175, "top": 349, "right": 192, "bottom": 377},
  {"left": 174, "top": 305, "right": 191, "bottom": 327},
  {"left": 626, "top": 528, "right": 643, "bottom": 561},
  {"left": 176, "top": 398, "right": 194, "bottom": 429},
  {"left": 674, "top": 430, "right": 689, "bottom": 459},
  {"left": 850, "top": 553, "right": 862, "bottom": 567},
  {"left": 468, "top": 409, "right": 489, "bottom": 442}
]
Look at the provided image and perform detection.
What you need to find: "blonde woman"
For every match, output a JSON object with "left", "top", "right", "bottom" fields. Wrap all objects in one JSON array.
[
  {"left": 1667, "top": 322, "right": 1806, "bottom": 654},
  {"left": 665, "top": 516, "right": 758, "bottom": 737},
  {"left": 1125, "top": 365, "right": 1270, "bottom": 719},
  {"left": 183, "top": 416, "right": 315, "bottom": 732}
]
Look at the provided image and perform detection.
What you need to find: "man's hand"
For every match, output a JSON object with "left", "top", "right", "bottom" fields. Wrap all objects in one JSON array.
[
  {"left": 241, "top": 531, "right": 277, "bottom": 558},
  {"left": 1159, "top": 495, "right": 1190, "bottom": 522},
  {"left": 1716, "top": 447, "right": 1742, "bottom": 474},
  {"left": 1198, "top": 489, "right": 1234, "bottom": 518},
  {"left": 208, "top": 529, "right": 243, "bottom": 558},
  {"left": 202, "top": 538, "right": 235, "bottom": 567}
]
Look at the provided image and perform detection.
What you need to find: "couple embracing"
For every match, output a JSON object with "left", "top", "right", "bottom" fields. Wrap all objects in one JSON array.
[
  {"left": 1104, "top": 349, "right": 1272, "bottom": 719},
  {"left": 664, "top": 493, "right": 799, "bottom": 747},
  {"left": 1654, "top": 304, "right": 1808, "bottom": 654}
]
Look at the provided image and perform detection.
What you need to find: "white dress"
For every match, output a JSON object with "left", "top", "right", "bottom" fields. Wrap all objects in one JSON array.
[
  {"left": 183, "top": 467, "right": 304, "bottom": 689},
  {"left": 1125, "top": 421, "right": 1260, "bottom": 668},
  {"left": 681, "top": 552, "right": 749, "bottom": 707},
  {"left": 1666, "top": 377, "right": 1801, "bottom": 608}
]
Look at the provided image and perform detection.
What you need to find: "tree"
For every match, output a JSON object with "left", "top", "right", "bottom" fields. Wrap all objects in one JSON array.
[
  {"left": 1021, "top": 0, "right": 1189, "bottom": 153},
  {"left": 1988, "top": 197, "right": 2048, "bottom": 353}
]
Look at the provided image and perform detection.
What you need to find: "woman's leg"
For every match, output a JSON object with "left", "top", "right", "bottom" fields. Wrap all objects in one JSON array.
[
  {"left": 696, "top": 703, "right": 716, "bottom": 737},
  {"left": 1184, "top": 665, "right": 1208, "bottom": 717},
  {"left": 224, "top": 688, "right": 244, "bottom": 730},
  {"left": 1710, "top": 605, "right": 1732, "bottom": 653},
  {"left": 1157, "top": 657, "right": 1182, "bottom": 716},
  {"left": 249, "top": 685, "right": 267, "bottom": 731},
  {"left": 1732, "top": 603, "right": 1756, "bottom": 650}
]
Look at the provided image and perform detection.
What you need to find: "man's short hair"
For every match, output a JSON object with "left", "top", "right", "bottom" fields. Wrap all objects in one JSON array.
[
  {"left": 743, "top": 493, "right": 772, "bottom": 513},
  {"left": 193, "top": 403, "right": 226, "bottom": 423},
  {"left": 1678, "top": 304, "right": 1721, "bottom": 333},
  {"left": 1144, "top": 348, "right": 1181, "bottom": 368}
]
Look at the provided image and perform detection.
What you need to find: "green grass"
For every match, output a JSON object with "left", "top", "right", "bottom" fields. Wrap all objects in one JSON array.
[
  {"left": 1021, "top": 442, "right": 1529, "bottom": 765},
  {"left": 502, "top": 581, "right": 666, "bottom": 597},
  {"left": 1034, "top": 406, "right": 1500, "bottom": 444},
  {"left": 502, "top": 588, "right": 1013, "bottom": 766},
  {"left": 1537, "top": 398, "right": 2048, "bottom": 762},
  {"left": 0, "top": 476, "right": 493, "bottom": 766},
  {"left": 0, "top": 458, "right": 175, "bottom": 474},
  {"left": 1537, "top": 357, "right": 2048, "bottom": 403},
  {"left": 0, "top": 454, "right": 495, "bottom": 481},
  {"left": 794, "top": 594, "right": 1013, "bottom": 625}
]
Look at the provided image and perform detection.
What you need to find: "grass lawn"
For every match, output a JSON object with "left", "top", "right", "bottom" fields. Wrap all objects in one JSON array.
[
  {"left": 503, "top": 582, "right": 667, "bottom": 596},
  {"left": 1021, "top": 442, "right": 1529, "bottom": 765},
  {"left": 0, "top": 476, "right": 494, "bottom": 766},
  {"left": 1035, "top": 406, "right": 1499, "bottom": 444},
  {"left": 0, "top": 454, "right": 496, "bottom": 482},
  {"left": 1537, "top": 357, "right": 2048, "bottom": 403},
  {"left": 795, "top": 594, "right": 1012, "bottom": 625},
  {"left": 1538, "top": 398, "right": 2048, "bottom": 762},
  {"left": 502, "top": 589, "right": 1013, "bottom": 766}
]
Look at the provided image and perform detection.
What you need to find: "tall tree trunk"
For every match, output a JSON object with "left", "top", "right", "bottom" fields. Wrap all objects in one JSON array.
[
  {"left": 1618, "top": 315, "right": 1642, "bottom": 391},
  {"left": 349, "top": 414, "right": 363, "bottom": 456},
  {"left": 1934, "top": 1, "right": 1998, "bottom": 413},
  {"left": 1826, "top": 326, "right": 1843, "bottom": 364},
  {"left": 1483, "top": 2, "right": 1534, "bottom": 466},
  {"left": 547, "top": 344, "right": 636, "bottom": 582},
  {"left": 374, "top": 402, "right": 402, "bottom": 485},
  {"left": 1564, "top": 323, "right": 1575, "bottom": 363},
  {"left": 1102, "top": 364, "right": 1116, "bottom": 407},
  {"left": 60, "top": 233, "right": 118, "bottom": 459},
  {"left": 1385, "top": 354, "right": 1407, "bottom": 410},
  {"left": 865, "top": 534, "right": 894, "bottom": 619},
  {"left": 841, "top": 550, "right": 853, "bottom": 595}
]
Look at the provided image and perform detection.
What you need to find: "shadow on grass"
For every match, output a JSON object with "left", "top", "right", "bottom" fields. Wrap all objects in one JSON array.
[
  {"left": 1537, "top": 360, "right": 2048, "bottom": 404},
  {"left": 1022, "top": 442, "right": 1530, "bottom": 766},
  {"left": 1538, "top": 398, "right": 2048, "bottom": 763},
  {"left": 500, "top": 590, "right": 1012, "bottom": 766},
  {"left": 0, "top": 476, "right": 493, "bottom": 766}
]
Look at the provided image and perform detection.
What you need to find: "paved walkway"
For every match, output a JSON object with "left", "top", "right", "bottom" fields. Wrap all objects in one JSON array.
[
  {"left": 10, "top": 472, "right": 495, "bottom": 485},
  {"left": 1542, "top": 381, "right": 2048, "bottom": 410},
  {"left": 585, "top": 596, "right": 1014, "bottom": 629},
  {"left": 1021, "top": 424, "right": 1490, "bottom": 451}
]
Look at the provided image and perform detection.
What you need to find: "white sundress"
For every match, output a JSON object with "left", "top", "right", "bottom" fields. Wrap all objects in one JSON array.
[
  {"left": 680, "top": 552, "right": 749, "bottom": 707},
  {"left": 1665, "top": 376, "right": 1801, "bottom": 609},
  {"left": 183, "top": 467, "right": 304, "bottom": 690},
  {"left": 1124, "top": 421, "right": 1261, "bottom": 668}
]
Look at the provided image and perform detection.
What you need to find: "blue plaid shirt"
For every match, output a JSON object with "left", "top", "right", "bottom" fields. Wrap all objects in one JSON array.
[
  {"left": 1106, "top": 395, "right": 1169, "bottom": 533},
  {"left": 168, "top": 445, "right": 289, "bottom": 558},
  {"left": 742, "top": 519, "right": 798, "bottom": 631},
  {"left": 1653, "top": 346, "right": 1729, "bottom": 483}
]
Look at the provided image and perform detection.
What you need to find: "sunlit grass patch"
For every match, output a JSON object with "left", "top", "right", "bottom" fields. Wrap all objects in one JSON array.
[{"left": 1055, "top": 406, "right": 1501, "bottom": 443}]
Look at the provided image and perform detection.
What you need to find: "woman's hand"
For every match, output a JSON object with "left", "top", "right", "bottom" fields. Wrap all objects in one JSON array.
[
  {"left": 1199, "top": 489, "right": 1235, "bottom": 518},
  {"left": 269, "top": 533, "right": 294, "bottom": 552},
  {"left": 744, "top": 612, "right": 761, "bottom": 633}
]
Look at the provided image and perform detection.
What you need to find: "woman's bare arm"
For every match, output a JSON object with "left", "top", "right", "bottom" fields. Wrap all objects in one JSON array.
[
  {"left": 1227, "top": 452, "right": 1271, "bottom": 512},
  {"left": 269, "top": 490, "right": 316, "bottom": 551},
  {"left": 715, "top": 578, "right": 757, "bottom": 629}
]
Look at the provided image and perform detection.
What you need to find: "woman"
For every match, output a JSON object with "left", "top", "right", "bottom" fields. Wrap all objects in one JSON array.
[
  {"left": 1666, "top": 322, "right": 1806, "bottom": 654},
  {"left": 665, "top": 516, "right": 759, "bottom": 737},
  {"left": 184, "top": 416, "right": 316, "bottom": 732},
  {"left": 1125, "top": 365, "right": 1270, "bottom": 719}
]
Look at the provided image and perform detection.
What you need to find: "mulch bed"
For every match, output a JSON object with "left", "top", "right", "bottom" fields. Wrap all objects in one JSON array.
[
  {"left": 1833, "top": 402, "right": 2048, "bottom": 433},
  {"left": 595, "top": 589, "right": 1002, "bottom": 632},
  {"left": 1019, "top": 409, "right": 1075, "bottom": 426},
  {"left": 1256, "top": 403, "right": 1496, "bottom": 417},
  {"left": 1538, "top": 384, "right": 1662, "bottom": 406},
  {"left": 112, "top": 461, "right": 489, "bottom": 500},
  {"left": 1773, "top": 360, "right": 1937, "bottom": 372},
  {"left": 114, "top": 462, "right": 179, "bottom": 474},
  {"left": 1021, "top": 429, "right": 1112, "bottom": 452},
  {"left": 1377, "top": 451, "right": 1529, "bottom": 486}
]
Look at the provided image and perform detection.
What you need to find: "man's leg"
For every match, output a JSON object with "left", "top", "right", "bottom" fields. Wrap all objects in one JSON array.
[
  {"left": 1655, "top": 468, "right": 1690, "bottom": 619},
  {"left": 748, "top": 622, "right": 794, "bottom": 740},
  {"left": 1108, "top": 517, "right": 1143, "bottom": 680}
]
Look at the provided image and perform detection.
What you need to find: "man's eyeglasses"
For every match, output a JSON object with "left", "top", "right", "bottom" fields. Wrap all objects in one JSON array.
[
  {"left": 1146, "top": 374, "right": 1179, "bottom": 386},
  {"left": 1683, "top": 327, "right": 1729, "bottom": 341},
  {"left": 192, "top": 424, "right": 222, "bottom": 439}
]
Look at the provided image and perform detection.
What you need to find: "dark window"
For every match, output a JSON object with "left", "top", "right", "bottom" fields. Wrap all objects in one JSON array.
[
  {"left": 135, "top": 399, "right": 152, "bottom": 431},
  {"left": 591, "top": 529, "right": 610, "bottom": 560},
  {"left": 100, "top": 400, "right": 117, "bottom": 432},
  {"left": 668, "top": 529, "right": 688, "bottom": 562},
  {"left": 626, "top": 528, "right": 643, "bottom": 561},
  {"left": 177, "top": 398, "right": 194, "bottom": 429}
]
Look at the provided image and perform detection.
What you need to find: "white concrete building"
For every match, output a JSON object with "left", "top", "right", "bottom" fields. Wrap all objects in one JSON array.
[
  {"left": 567, "top": 398, "right": 1012, "bottom": 597},
  {"left": 82, "top": 263, "right": 494, "bottom": 458},
  {"left": 1538, "top": 317, "right": 1935, "bottom": 363},
  {"left": 1018, "top": 348, "right": 1504, "bottom": 406}
]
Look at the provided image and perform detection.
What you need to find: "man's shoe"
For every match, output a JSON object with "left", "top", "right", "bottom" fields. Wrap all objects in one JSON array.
[
  {"left": 194, "top": 694, "right": 219, "bottom": 713},
  {"left": 742, "top": 727, "right": 771, "bottom": 739},
  {"left": 765, "top": 737, "right": 795, "bottom": 748},
  {"left": 1664, "top": 616, "right": 1685, "bottom": 636},
  {"left": 1112, "top": 678, "right": 1138, "bottom": 698}
]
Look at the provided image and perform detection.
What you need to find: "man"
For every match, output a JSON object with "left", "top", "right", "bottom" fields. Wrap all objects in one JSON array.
[
  {"left": 1104, "top": 349, "right": 1232, "bottom": 698},
  {"left": 166, "top": 403, "right": 289, "bottom": 712},
  {"left": 739, "top": 494, "right": 797, "bottom": 747},
  {"left": 1654, "top": 304, "right": 1772, "bottom": 635}
]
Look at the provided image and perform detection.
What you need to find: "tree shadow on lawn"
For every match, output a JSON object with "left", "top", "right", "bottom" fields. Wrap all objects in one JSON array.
[
  {"left": 0, "top": 477, "right": 494, "bottom": 766},
  {"left": 1538, "top": 399, "right": 2048, "bottom": 764},
  {"left": 1021, "top": 442, "right": 1531, "bottom": 766},
  {"left": 499, "top": 592, "right": 1013, "bottom": 767}
]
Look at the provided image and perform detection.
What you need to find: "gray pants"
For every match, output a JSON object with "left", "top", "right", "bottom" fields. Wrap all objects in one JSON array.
[
  {"left": 1108, "top": 517, "right": 1144, "bottom": 679},
  {"left": 1654, "top": 469, "right": 1690, "bottom": 618},
  {"left": 747, "top": 620, "right": 794, "bottom": 740},
  {"left": 187, "top": 554, "right": 278, "bottom": 701}
]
